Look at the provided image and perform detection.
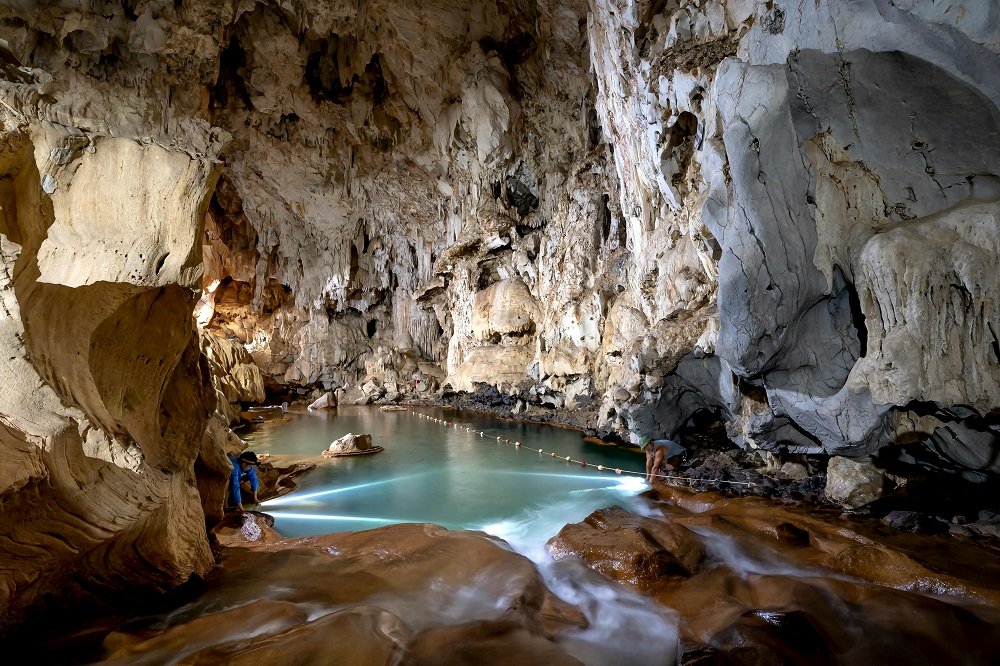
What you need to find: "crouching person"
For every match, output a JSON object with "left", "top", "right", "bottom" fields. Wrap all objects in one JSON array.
[
  {"left": 227, "top": 451, "right": 260, "bottom": 512},
  {"left": 641, "top": 436, "right": 686, "bottom": 483}
]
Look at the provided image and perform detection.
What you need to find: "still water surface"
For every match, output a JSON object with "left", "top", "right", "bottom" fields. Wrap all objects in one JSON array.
[{"left": 245, "top": 406, "right": 649, "bottom": 540}]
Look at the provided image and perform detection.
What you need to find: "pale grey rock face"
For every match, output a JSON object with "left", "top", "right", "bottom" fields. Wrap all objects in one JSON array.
[
  {"left": 700, "top": 8, "right": 1000, "bottom": 457},
  {"left": 825, "top": 456, "right": 885, "bottom": 509}
]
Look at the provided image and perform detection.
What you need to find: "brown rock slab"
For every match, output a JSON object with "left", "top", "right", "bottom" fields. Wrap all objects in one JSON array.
[
  {"left": 547, "top": 506, "right": 705, "bottom": 589},
  {"left": 80, "top": 524, "right": 581, "bottom": 663},
  {"left": 405, "top": 619, "right": 583, "bottom": 666},
  {"left": 255, "top": 459, "right": 317, "bottom": 502},
  {"left": 161, "top": 606, "right": 406, "bottom": 665}
]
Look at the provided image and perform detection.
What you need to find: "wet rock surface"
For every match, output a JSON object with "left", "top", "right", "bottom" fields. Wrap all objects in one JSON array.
[
  {"left": 30, "top": 524, "right": 584, "bottom": 664},
  {"left": 255, "top": 458, "right": 317, "bottom": 502},
  {"left": 17, "top": 484, "right": 1000, "bottom": 665},
  {"left": 548, "top": 506, "right": 706, "bottom": 587},
  {"left": 557, "top": 485, "right": 1000, "bottom": 664},
  {"left": 214, "top": 510, "right": 284, "bottom": 548}
]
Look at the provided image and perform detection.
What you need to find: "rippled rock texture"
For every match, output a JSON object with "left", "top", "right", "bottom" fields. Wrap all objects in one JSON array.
[
  {"left": 0, "top": 0, "right": 998, "bottom": 634},
  {"left": 0, "top": 90, "right": 223, "bottom": 627}
]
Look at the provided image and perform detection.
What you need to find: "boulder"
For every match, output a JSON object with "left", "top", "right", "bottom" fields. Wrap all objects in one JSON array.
[
  {"left": 323, "top": 433, "right": 382, "bottom": 457},
  {"left": 778, "top": 462, "right": 810, "bottom": 481},
  {"left": 825, "top": 457, "right": 884, "bottom": 509},
  {"left": 361, "top": 380, "right": 384, "bottom": 398},
  {"left": 307, "top": 391, "right": 337, "bottom": 410},
  {"left": 949, "top": 511, "right": 1000, "bottom": 539},
  {"left": 881, "top": 511, "right": 948, "bottom": 535}
]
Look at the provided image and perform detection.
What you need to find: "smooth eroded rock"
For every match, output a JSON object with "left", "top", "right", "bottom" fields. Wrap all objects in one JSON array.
[
  {"left": 547, "top": 506, "right": 705, "bottom": 588},
  {"left": 93, "top": 523, "right": 579, "bottom": 663}
]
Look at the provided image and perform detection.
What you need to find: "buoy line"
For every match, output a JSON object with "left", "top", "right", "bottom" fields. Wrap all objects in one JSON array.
[{"left": 405, "top": 410, "right": 754, "bottom": 487}]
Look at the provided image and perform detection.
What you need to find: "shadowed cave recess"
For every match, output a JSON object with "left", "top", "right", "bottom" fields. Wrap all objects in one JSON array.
[{"left": 0, "top": 0, "right": 998, "bottom": 663}]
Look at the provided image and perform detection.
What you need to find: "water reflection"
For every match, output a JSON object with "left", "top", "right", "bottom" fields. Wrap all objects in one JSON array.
[{"left": 245, "top": 406, "right": 645, "bottom": 537}]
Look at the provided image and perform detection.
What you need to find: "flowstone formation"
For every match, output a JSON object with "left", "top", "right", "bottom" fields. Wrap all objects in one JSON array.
[
  {"left": 0, "top": 0, "right": 999, "bottom": 632},
  {"left": 0, "top": 60, "right": 227, "bottom": 628}
]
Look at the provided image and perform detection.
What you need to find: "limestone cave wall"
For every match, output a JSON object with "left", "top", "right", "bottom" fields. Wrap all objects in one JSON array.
[
  {"left": 0, "top": 0, "right": 998, "bottom": 629},
  {"left": 0, "top": 52, "right": 226, "bottom": 627}
]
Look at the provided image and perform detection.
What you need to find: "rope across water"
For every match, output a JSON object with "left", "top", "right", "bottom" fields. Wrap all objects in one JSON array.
[{"left": 406, "top": 410, "right": 754, "bottom": 487}]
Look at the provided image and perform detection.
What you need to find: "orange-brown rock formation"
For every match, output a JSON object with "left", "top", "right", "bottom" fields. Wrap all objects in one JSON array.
[{"left": 551, "top": 486, "right": 1000, "bottom": 663}]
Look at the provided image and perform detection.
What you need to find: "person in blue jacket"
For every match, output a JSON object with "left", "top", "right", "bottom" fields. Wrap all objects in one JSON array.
[{"left": 228, "top": 451, "right": 260, "bottom": 512}]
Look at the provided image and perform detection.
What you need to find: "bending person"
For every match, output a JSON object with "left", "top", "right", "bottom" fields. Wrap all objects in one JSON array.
[
  {"left": 641, "top": 436, "right": 686, "bottom": 483},
  {"left": 227, "top": 451, "right": 261, "bottom": 512}
]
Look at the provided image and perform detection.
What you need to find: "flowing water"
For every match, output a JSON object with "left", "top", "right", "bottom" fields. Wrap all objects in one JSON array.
[
  {"left": 246, "top": 406, "right": 680, "bottom": 665},
  {"left": 234, "top": 407, "right": 1000, "bottom": 665},
  {"left": 35, "top": 407, "right": 999, "bottom": 663}
]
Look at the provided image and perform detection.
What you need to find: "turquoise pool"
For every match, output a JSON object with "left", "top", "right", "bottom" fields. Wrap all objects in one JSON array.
[{"left": 244, "top": 406, "right": 649, "bottom": 540}]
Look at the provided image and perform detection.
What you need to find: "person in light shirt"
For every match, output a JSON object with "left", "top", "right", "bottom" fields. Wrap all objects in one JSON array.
[{"left": 640, "top": 436, "right": 686, "bottom": 483}]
